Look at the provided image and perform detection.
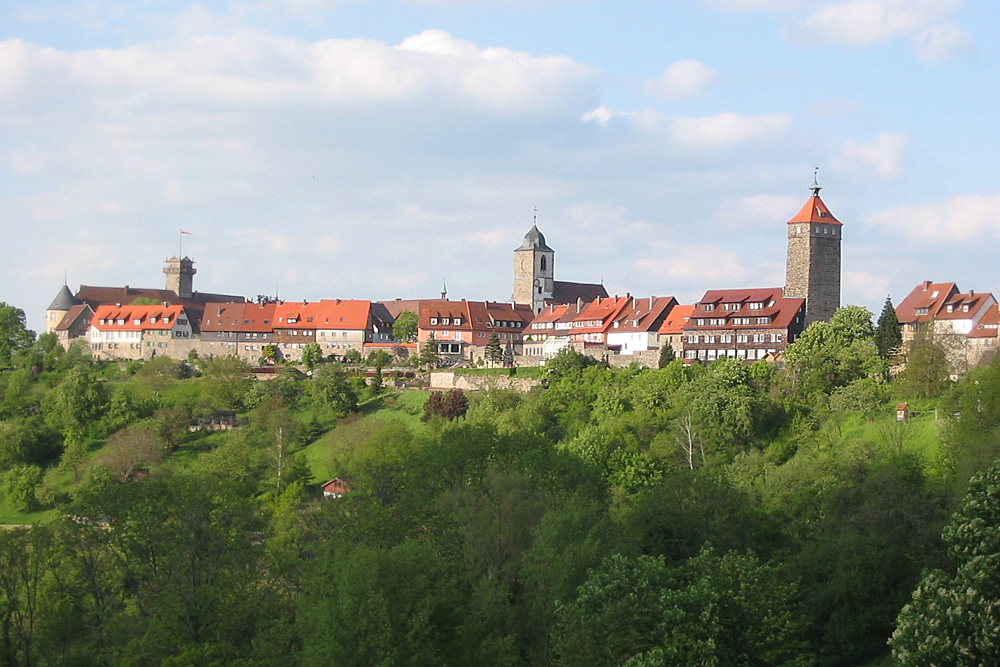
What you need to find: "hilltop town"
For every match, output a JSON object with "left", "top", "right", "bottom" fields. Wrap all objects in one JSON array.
[{"left": 42, "top": 180, "right": 1000, "bottom": 376}]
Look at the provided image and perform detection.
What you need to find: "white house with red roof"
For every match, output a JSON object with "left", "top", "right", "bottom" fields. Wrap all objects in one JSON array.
[
  {"left": 415, "top": 299, "right": 532, "bottom": 362},
  {"left": 605, "top": 296, "right": 678, "bottom": 355},
  {"left": 682, "top": 288, "right": 805, "bottom": 362},
  {"left": 89, "top": 304, "right": 192, "bottom": 360},
  {"left": 896, "top": 281, "right": 998, "bottom": 374}
]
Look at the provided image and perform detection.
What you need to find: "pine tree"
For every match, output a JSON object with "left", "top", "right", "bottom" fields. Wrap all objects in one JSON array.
[
  {"left": 874, "top": 295, "right": 902, "bottom": 360},
  {"left": 658, "top": 343, "right": 675, "bottom": 369},
  {"left": 484, "top": 332, "right": 503, "bottom": 367},
  {"left": 418, "top": 333, "right": 440, "bottom": 370}
]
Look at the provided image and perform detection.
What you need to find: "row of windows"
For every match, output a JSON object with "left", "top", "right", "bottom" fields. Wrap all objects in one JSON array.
[
  {"left": 687, "top": 333, "right": 782, "bottom": 344},
  {"left": 684, "top": 348, "right": 777, "bottom": 361},
  {"left": 693, "top": 316, "right": 772, "bottom": 326}
]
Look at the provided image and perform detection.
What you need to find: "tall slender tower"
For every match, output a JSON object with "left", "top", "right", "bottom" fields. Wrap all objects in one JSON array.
[
  {"left": 164, "top": 256, "right": 196, "bottom": 299},
  {"left": 784, "top": 176, "right": 842, "bottom": 327},
  {"left": 513, "top": 220, "right": 554, "bottom": 314}
]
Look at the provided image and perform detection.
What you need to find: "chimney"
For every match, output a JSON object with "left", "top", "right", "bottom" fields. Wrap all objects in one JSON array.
[{"left": 922, "top": 280, "right": 931, "bottom": 290}]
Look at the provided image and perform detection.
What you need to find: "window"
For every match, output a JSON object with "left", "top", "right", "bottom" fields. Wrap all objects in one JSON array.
[
  {"left": 454, "top": 318, "right": 461, "bottom": 325},
  {"left": 737, "top": 334, "right": 749, "bottom": 343},
  {"left": 703, "top": 304, "right": 715, "bottom": 312},
  {"left": 733, "top": 317, "right": 750, "bottom": 325},
  {"left": 756, "top": 317, "right": 770, "bottom": 325},
  {"left": 696, "top": 319, "right": 705, "bottom": 326},
  {"left": 430, "top": 317, "right": 438, "bottom": 325},
  {"left": 748, "top": 302, "right": 763, "bottom": 310},
  {"left": 540, "top": 256, "right": 547, "bottom": 271},
  {"left": 442, "top": 318, "right": 450, "bottom": 325}
]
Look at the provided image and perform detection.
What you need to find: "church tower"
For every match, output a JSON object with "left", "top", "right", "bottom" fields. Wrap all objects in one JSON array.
[
  {"left": 164, "top": 256, "right": 196, "bottom": 299},
  {"left": 513, "top": 221, "right": 554, "bottom": 314},
  {"left": 784, "top": 176, "right": 842, "bottom": 327}
]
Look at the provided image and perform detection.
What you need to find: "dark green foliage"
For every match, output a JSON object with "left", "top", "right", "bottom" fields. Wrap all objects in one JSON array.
[
  {"left": 657, "top": 343, "right": 675, "bottom": 368},
  {"left": 874, "top": 295, "right": 902, "bottom": 360},
  {"left": 0, "top": 302, "right": 35, "bottom": 367},
  {"left": 484, "top": 332, "right": 503, "bottom": 366}
]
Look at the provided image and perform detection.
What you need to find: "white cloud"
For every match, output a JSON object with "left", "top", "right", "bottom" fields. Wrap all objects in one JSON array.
[
  {"left": 713, "top": 194, "right": 802, "bottom": 227},
  {"left": 581, "top": 106, "right": 664, "bottom": 130},
  {"left": 844, "top": 270, "right": 891, "bottom": 302},
  {"left": 914, "top": 23, "right": 972, "bottom": 64},
  {"left": 646, "top": 60, "right": 719, "bottom": 99},
  {"left": 668, "top": 112, "right": 792, "bottom": 150},
  {"left": 867, "top": 193, "right": 1000, "bottom": 242},
  {"left": 634, "top": 240, "right": 751, "bottom": 285},
  {"left": 790, "top": 0, "right": 970, "bottom": 60},
  {"left": 832, "top": 132, "right": 908, "bottom": 180}
]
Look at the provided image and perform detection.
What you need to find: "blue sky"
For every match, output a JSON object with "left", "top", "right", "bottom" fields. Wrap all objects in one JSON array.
[{"left": 2, "top": 0, "right": 999, "bottom": 332}]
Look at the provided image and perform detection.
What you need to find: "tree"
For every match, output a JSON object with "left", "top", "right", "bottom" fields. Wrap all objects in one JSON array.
[
  {"left": 44, "top": 364, "right": 108, "bottom": 441},
  {"left": 892, "top": 458, "right": 1000, "bottom": 665},
  {"left": 0, "top": 302, "right": 35, "bottom": 368},
  {"left": 657, "top": 343, "right": 675, "bottom": 369},
  {"left": 392, "top": 310, "right": 418, "bottom": 342},
  {"left": 874, "top": 295, "right": 902, "bottom": 360},
  {"left": 100, "top": 424, "right": 166, "bottom": 482},
  {"left": 897, "top": 326, "right": 950, "bottom": 398},
  {"left": 201, "top": 356, "right": 254, "bottom": 409},
  {"left": 311, "top": 364, "right": 357, "bottom": 418},
  {"left": 423, "top": 389, "right": 469, "bottom": 421},
  {"left": 783, "top": 305, "right": 880, "bottom": 398},
  {"left": 259, "top": 343, "right": 278, "bottom": 366},
  {"left": 484, "top": 332, "right": 503, "bottom": 367},
  {"left": 301, "top": 342, "right": 323, "bottom": 371},
  {"left": 418, "top": 333, "right": 440, "bottom": 370}
]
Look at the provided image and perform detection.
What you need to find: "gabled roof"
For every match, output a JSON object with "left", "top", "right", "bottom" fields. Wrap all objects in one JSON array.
[
  {"left": 565, "top": 295, "right": 632, "bottom": 334},
  {"left": 73, "top": 285, "right": 245, "bottom": 334},
  {"left": 686, "top": 287, "right": 804, "bottom": 331},
  {"left": 968, "top": 306, "right": 1000, "bottom": 339},
  {"left": 56, "top": 304, "right": 94, "bottom": 332},
  {"left": 895, "top": 281, "right": 961, "bottom": 323},
  {"left": 531, "top": 303, "right": 571, "bottom": 325},
  {"left": 786, "top": 193, "right": 842, "bottom": 226},
  {"left": 658, "top": 304, "right": 694, "bottom": 335},
  {"left": 550, "top": 280, "right": 609, "bottom": 305},
  {"left": 272, "top": 300, "right": 372, "bottom": 331},
  {"left": 609, "top": 296, "right": 677, "bottom": 334},
  {"left": 91, "top": 304, "right": 187, "bottom": 331},
  {"left": 419, "top": 300, "right": 473, "bottom": 330}
]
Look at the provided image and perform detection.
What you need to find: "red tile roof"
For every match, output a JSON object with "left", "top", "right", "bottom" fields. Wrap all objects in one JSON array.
[
  {"left": 610, "top": 296, "right": 677, "bottom": 333},
  {"left": 786, "top": 194, "right": 842, "bottom": 226},
  {"left": 686, "top": 287, "right": 803, "bottom": 331},
  {"left": 91, "top": 304, "right": 187, "bottom": 331},
  {"left": 658, "top": 304, "right": 694, "bottom": 335}
]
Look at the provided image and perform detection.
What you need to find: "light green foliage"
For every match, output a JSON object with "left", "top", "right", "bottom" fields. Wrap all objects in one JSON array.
[
  {"left": 200, "top": 355, "right": 253, "bottom": 410},
  {"left": 893, "top": 458, "right": 1000, "bottom": 665},
  {"left": 392, "top": 310, "right": 418, "bottom": 342},
  {"left": 310, "top": 363, "right": 357, "bottom": 418},
  {"left": 0, "top": 302, "right": 35, "bottom": 367},
  {"left": 898, "top": 326, "right": 951, "bottom": 399},
  {"left": 1, "top": 463, "right": 45, "bottom": 510},
  {"left": 44, "top": 364, "right": 108, "bottom": 441},
  {"left": 300, "top": 342, "right": 322, "bottom": 370},
  {"left": 784, "top": 305, "right": 881, "bottom": 399}
]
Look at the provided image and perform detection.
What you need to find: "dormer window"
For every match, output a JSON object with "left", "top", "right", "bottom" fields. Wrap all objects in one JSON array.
[
  {"left": 150, "top": 317, "right": 158, "bottom": 324},
  {"left": 454, "top": 318, "right": 461, "bottom": 325},
  {"left": 963, "top": 305, "right": 969, "bottom": 312},
  {"left": 703, "top": 304, "right": 715, "bottom": 312},
  {"left": 430, "top": 318, "right": 438, "bottom": 325},
  {"left": 162, "top": 318, "right": 170, "bottom": 325},
  {"left": 442, "top": 318, "right": 450, "bottom": 325}
]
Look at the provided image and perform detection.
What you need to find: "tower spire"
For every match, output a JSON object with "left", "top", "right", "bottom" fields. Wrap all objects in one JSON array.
[{"left": 810, "top": 167, "right": 822, "bottom": 197}]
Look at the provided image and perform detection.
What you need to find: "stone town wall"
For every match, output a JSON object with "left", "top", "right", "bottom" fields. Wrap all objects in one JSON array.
[{"left": 429, "top": 372, "right": 541, "bottom": 393}]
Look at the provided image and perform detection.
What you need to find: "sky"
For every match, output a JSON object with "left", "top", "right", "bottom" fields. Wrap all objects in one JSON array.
[{"left": 3, "top": 0, "right": 1000, "bottom": 333}]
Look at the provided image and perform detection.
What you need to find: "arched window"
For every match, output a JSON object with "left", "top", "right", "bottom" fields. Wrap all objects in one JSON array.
[{"left": 540, "top": 256, "right": 547, "bottom": 271}]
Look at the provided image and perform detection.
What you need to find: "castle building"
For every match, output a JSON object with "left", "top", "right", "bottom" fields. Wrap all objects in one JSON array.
[
  {"left": 784, "top": 178, "right": 842, "bottom": 327},
  {"left": 512, "top": 221, "right": 608, "bottom": 314}
]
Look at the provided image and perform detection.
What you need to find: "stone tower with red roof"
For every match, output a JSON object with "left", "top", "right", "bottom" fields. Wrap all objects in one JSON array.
[{"left": 784, "top": 177, "right": 842, "bottom": 327}]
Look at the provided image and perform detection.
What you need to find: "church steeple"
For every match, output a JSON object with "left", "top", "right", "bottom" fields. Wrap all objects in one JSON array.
[{"left": 513, "top": 213, "right": 555, "bottom": 313}]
